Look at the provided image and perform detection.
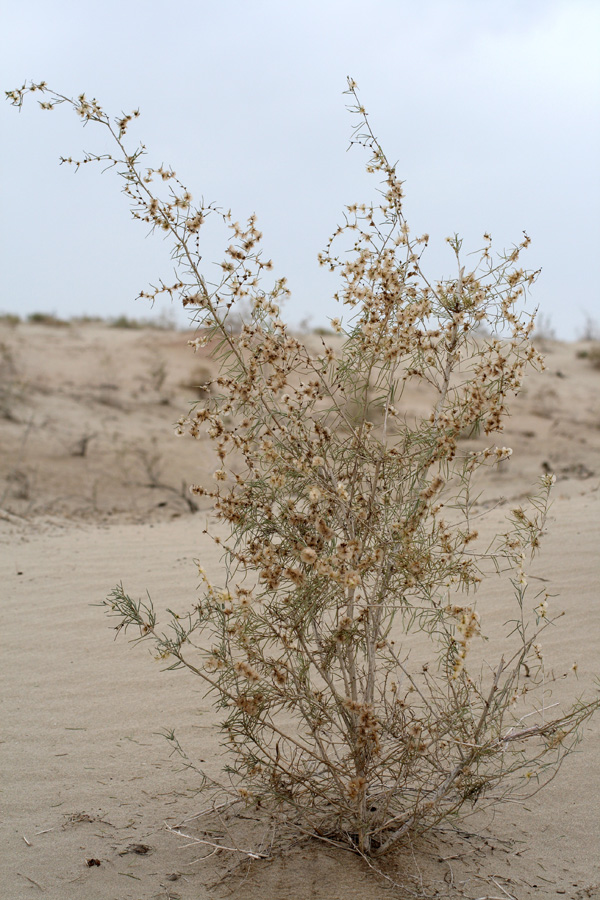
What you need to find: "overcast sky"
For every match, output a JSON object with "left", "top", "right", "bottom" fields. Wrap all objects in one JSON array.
[{"left": 2, "top": 0, "right": 599, "bottom": 337}]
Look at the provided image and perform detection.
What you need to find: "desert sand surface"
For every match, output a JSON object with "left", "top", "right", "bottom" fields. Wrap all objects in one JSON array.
[{"left": 1, "top": 320, "right": 599, "bottom": 899}]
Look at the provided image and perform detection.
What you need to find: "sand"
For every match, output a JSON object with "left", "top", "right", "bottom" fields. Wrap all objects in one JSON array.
[{"left": 1, "top": 321, "right": 599, "bottom": 899}]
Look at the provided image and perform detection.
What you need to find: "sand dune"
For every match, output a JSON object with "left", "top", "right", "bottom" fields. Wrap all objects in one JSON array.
[{"left": 1, "top": 321, "right": 599, "bottom": 898}]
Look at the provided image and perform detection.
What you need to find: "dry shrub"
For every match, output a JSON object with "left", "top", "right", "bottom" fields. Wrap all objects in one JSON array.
[
  {"left": 0, "top": 341, "right": 23, "bottom": 420},
  {"left": 577, "top": 344, "right": 600, "bottom": 370},
  {"left": 589, "top": 346, "right": 600, "bottom": 370},
  {"left": 578, "top": 313, "right": 600, "bottom": 342},
  {"left": 179, "top": 361, "right": 213, "bottom": 398},
  {"left": 27, "top": 311, "right": 70, "bottom": 327},
  {"left": 9, "top": 79, "right": 599, "bottom": 858},
  {"left": 0, "top": 313, "right": 21, "bottom": 327}
]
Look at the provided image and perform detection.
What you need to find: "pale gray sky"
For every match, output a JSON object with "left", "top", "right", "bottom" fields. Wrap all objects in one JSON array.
[{"left": 2, "top": 0, "right": 599, "bottom": 336}]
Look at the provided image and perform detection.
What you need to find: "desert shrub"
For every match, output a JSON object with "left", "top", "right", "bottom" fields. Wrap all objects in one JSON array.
[
  {"left": 27, "top": 311, "right": 70, "bottom": 326},
  {"left": 70, "top": 315, "right": 104, "bottom": 324},
  {"left": 0, "top": 341, "right": 25, "bottom": 420},
  {"left": 110, "top": 314, "right": 142, "bottom": 329},
  {"left": 146, "top": 356, "right": 168, "bottom": 394},
  {"left": 0, "top": 313, "right": 21, "bottom": 327},
  {"left": 588, "top": 346, "right": 600, "bottom": 370},
  {"left": 111, "top": 311, "right": 178, "bottom": 330},
  {"left": 577, "top": 344, "right": 600, "bottom": 370},
  {"left": 531, "top": 311, "right": 556, "bottom": 346},
  {"left": 179, "top": 361, "right": 213, "bottom": 398},
  {"left": 9, "top": 79, "right": 599, "bottom": 858},
  {"left": 578, "top": 313, "right": 600, "bottom": 342}
]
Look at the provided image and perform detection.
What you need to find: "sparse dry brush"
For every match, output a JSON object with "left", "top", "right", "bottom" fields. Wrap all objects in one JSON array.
[
  {"left": 0, "top": 340, "right": 23, "bottom": 421},
  {"left": 9, "top": 79, "right": 599, "bottom": 858}
]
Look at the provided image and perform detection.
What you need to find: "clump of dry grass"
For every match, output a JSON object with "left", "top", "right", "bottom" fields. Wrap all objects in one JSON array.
[
  {"left": 577, "top": 344, "right": 600, "bottom": 370},
  {"left": 0, "top": 313, "right": 21, "bottom": 327},
  {"left": 27, "top": 311, "right": 70, "bottom": 327},
  {"left": 0, "top": 341, "right": 22, "bottom": 421},
  {"left": 179, "top": 361, "right": 213, "bottom": 398},
  {"left": 9, "top": 78, "right": 599, "bottom": 859}
]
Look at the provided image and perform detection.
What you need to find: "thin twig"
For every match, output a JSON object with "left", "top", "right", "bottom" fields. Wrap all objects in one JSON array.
[
  {"left": 490, "top": 876, "right": 518, "bottom": 900},
  {"left": 165, "top": 823, "right": 271, "bottom": 860},
  {"left": 17, "top": 873, "right": 45, "bottom": 891}
]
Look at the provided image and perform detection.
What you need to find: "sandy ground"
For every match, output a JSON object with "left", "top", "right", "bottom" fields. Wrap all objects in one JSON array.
[{"left": 1, "top": 322, "right": 599, "bottom": 899}]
